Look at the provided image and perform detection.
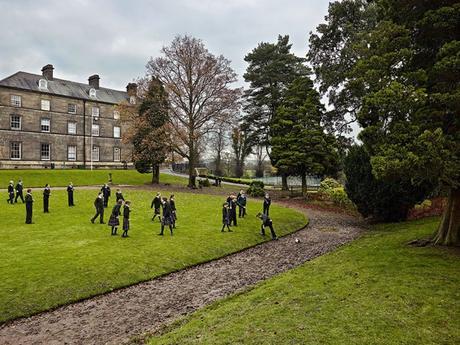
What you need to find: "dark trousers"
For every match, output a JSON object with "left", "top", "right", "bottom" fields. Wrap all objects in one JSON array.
[
  {"left": 91, "top": 208, "right": 104, "bottom": 223},
  {"left": 238, "top": 206, "right": 246, "bottom": 218},
  {"left": 7, "top": 192, "right": 14, "bottom": 204},
  {"left": 44, "top": 197, "right": 49, "bottom": 213},
  {"left": 159, "top": 224, "right": 173, "bottom": 235},
  {"left": 26, "top": 205, "right": 33, "bottom": 224},
  {"left": 68, "top": 193, "right": 74, "bottom": 206},
  {"left": 15, "top": 192, "right": 24, "bottom": 203},
  {"left": 103, "top": 197, "right": 109, "bottom": 208},
  {"left": 261, "top": 221, "right": 277, "bottom": 239},
  {"left": 230, "top": 210, "right": 237, "bottom": 226},
  {"left": 263, "top": 205, "right": 270, "bottom": 216}
]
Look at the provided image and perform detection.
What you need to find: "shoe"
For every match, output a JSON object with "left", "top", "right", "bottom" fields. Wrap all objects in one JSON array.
[
  {"left": 228, "top": 229, "right": 233, "bottom": 232},
  {"left": 100, "top": 222, "right": 105, "bottom": 224},
  {"left": 158, "top": 233, "right": 164, "bottom": 236},
  {"left": 91, "top": 219, "right": 95, "bottom": 223}
]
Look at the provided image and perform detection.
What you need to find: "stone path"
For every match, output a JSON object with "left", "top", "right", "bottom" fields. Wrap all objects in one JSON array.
[{"left": 0, "top": 205, "right": 365, "bottom": 345}]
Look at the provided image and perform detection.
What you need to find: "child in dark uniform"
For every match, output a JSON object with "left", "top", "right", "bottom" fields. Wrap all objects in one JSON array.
[
  {"left": 43, "top": 184, "right": 51, "bottom": 213},
  {"left": 256, "top": 212, "right": 277, "bottom": 240},
  {"left": 158, "top": 197, "right": 173, "bottom": 236},
  {"left": 221, "top": 203, "right": 232, "bottom": 232},
  {"left": 122, "top": 201, "right": 131, "bottom": 238},
  {"left": 263, "top": 193, "right": 271, "bottom": 216},
  {"left": 25, "top": 189, "right": 34, "bottom": 224},
  {"left": 15, "top": 179, "right": 24, "bottom": 203},
  {"left": 108, "top": 199, "right": 123, "bottom": 235},
  {"left": 7, "top": 181, "right": 14, "bottom": 204},
  {"left": 170, "top": 194, "right": 177, "bottom": 228},
  {"left": 91, "top": 192, "right": 105, "bottom": 224},
  {"left": 116, "top": 188, "right": 125, "bottom": 202},
  {"left": 151, "top": 192, "right": 162, "bottom": 222},
  {"left": 67, "top": 182, "right": 75, "bottom": 206}
]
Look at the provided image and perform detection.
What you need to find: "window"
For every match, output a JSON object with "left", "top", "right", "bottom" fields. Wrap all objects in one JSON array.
[
  {"left": 92, "top": 124, "right": 100, "bottom": 136},
  {"left": 114, "top": 147, "right": 121, "bottom": 162},
  {"left": 41, "top": 99, "right": 50, "bottom": 111},
  {"left": 92, "top": 146, "right": 100, "bottom": 161},
  {"left": 68, "top": 103, "right": 77, "bottom": 114},
  {"left": 68, "top": 145, "right": 76, "bottom": 161},
  {"left": 10, "top": 142, "right": 21, "bottom": 160},
  {"left": 113, "top": 126, "right": 121, "bottom": 138},
  {"left": 113, "top": 110, "right": 120, "bottom": 119},
  {"left": 129, "top": 96, "right": 136, "bottom": 105},
  {"left": 89, "top": 88, "right": 97, "bottom": 98},
  {"left": 68, "top": 121, "right": 77, "bottom": 134},
  {"left": 10, "top": 115, "right": 21, "bottom": 130},
  {"left": 41, "top": 143, "right": 50, "bottom": 160},
  {"left": 38, "top": 79, "right": 48, "bottom": 90},
  {"left": 92, "top": 106, "right": 99, "bottom": 117},
  {"left": 11, "top": 95, "right": 21, "bottom": 107},
  {"left": 41, "top": 118, "right": 50, "bottom": 132}
]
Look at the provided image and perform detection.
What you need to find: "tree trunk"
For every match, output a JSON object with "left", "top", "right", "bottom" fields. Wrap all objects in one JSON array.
[
  {"left": 433, "top": 187, "right": 460, "bottom": 246},
  {"left": 215, "top": 153, "right": 222, "bottom": 176},
  {"left": 301, "top": 173, "right": 306, "bottom": 196},
  {"left": 281, "top": 173, "right": 288, "bottom": 191},
  {"left": 188, "top": 145, "right": 196, "bottom": 188},
  {"left": 235, "top": 160, "right": 244, "bottom": 178},
  {"left": 151, "top": 164, "right": 160, "bottom": 184}
]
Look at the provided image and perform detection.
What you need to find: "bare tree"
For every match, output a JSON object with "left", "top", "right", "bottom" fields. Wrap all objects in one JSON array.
[
  {"left": 146, "top": 35, "right": 241, "bottom": 187},
  {"left": 231, "top": 123, "right": 254, "bottom": 178},
  {"left": 254, "top": 144, "right": 267, "bottom": 177},
  {"left": 210, "top": 128, "right": 228, "bottom": 176}
]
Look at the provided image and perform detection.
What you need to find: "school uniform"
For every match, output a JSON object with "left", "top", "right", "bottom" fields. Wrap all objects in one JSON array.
[
  {"left": 229, "top": 199, "right": 238, "bottom": 226},
  {"left": 159, "top": 201, "right": 173, "bottom": 235},
  {"left": 108, "top": 203, "right": 122, "bottom": 235},
  {"left": 7, "top": 184, "right": 14, "bottom": 204},
  {"left": 170, "top": 198, "right": 177, "bottom": 227},
  {"left": 101, "top": 185, "right": 111, "bottom": 208},
  {"left": 263, "top": 196, "right": 271, "bottom": 216},
  {"left": 91, "top": 196, "right": 105, "bottom": 224},
  {"left": 122, "top": 204, "right": 130, "bottom": 237},
  {"left": 67, "top": 184, "right": 75, "bottom": 206},
  {"left": 115, "top": 192, "right": 125, "bottom": 202},
  {"left": 151, "top": 196, "right": 162, "bottom": 220},
  {"left": 221, "top": 206, "right": 232, "bottom": 232},
  {"left": 260, "top": 213, "right": 277, "bottom": 239},
  {"left": 15, "top": 182, "right": 24, "bottom": 203},
  {"left": 237, "top": 194, "right": 247, "bottom": 218},
  {"left": 25, "top": 192, "right": 33, "bottom": 224},
  {"left": 43, "top": 186, "right": 51, "bottom": 213}
]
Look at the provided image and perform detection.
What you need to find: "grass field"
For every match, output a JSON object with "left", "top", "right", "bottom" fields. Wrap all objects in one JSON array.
[
  {"left": 148, "top": 217, "right": 460, "bottom": 345},
  {"left": 0, "top": 169, "right": 187, "bottom": 188},
  {"left": 0, "top": 189, "right": 306, "bottom": 323}
]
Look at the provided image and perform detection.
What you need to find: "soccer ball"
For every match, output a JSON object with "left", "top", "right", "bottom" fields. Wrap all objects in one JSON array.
[{"left": 295, "top": 238, "right": 301, "bottom": 243}]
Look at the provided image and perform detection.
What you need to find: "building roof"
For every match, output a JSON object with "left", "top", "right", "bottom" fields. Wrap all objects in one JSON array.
[{"left": 0, "top": 71, "right": 129, "bottom": 104}]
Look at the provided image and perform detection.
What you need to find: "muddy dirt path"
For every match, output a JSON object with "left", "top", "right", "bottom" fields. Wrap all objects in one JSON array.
[{"left": 0, "top": 206, "right": 365, "bottom": 345}]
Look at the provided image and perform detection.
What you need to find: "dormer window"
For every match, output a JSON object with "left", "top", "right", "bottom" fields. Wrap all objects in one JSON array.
[
  {"left": 38, "top": 79, "right": 48, "bottom": 90},
  {"left": 129, "top": 96, "right": 136, "bottom": 105},
  {"left": 89, "top": 88, "right": 97, "bottom": 98}
]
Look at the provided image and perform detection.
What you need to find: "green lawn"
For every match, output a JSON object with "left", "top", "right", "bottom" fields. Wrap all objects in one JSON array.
[
  {"left": 0, "top": 169, "right": 187, "bottom": 188},
  {"left": 149, "top": 217, "right": 460, "bottom": 345},
  {"left": 0, "top": 189, "right": 306, "bottom": 323}
]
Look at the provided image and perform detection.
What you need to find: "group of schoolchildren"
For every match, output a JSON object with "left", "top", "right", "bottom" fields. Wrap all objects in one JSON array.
[
  {"left": 6, "top": 180, "right": 278, "bottom": 241},
  {"left": 222, "top": 190, "right": 277, "bottom": 240}
]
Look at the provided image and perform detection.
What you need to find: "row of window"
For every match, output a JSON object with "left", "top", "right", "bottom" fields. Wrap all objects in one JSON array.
[
  {"left": 9, "top": 95, "right": 122, "bottom": 119},
  {"left": 10, "top": 142, "right": 121, "bottom": 162},
  {"left": 9, "top": 115, "right": 121, "bottom": 137}
]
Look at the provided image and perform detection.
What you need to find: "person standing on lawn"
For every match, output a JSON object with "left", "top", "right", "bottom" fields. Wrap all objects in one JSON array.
[
  {"left": 158, "top": 197, "right": 174, "bottom": 236},
  {"left": 25, "top": 189, "right": 34, "bottom": 224},
  {"left": 101, "top": 184, "right": 111, "bottom": 208},
  {"left": 91, "top": 192, "right": 105, "bottom": 224},
  {"left": 151, "top": 192, "right": 162, "bottom": 222},
  {"left": 229, "top": 194, "right": 238, "bottom": 226},
  {"left": 122, "top": 200, "right": 131, "bottom": 238},
  {"left": 221, "top": 202, "right": 232, "bottom": 232},
  {"left": 115, "top": 188, "right": 125, "bottom": 202},
  {"left": 43, "top": 184, "right": 51, "bottom": 213},
  {"left": 237, "top": 191, "right": 247, "bottom": 218},
  {"left": 256, "top": 212, "right": 277, "bottom": 240},
  {"left": 15, "top": 179, "right": 24, "bottom": 203},
  {"left": 108, "top": 199, "right": 123, "bottom": 236},
  {"left": 169, "top": 194, "right": 177, "bottom": 228},
  {"left": 67, "top": 182, "right": 75, "bottom": 206},
  {"left": 263, "top": 193, "right": 271, "bottom": 216},
  {"left": 7, "top": 181, "right": 14, "bottom": 204}
]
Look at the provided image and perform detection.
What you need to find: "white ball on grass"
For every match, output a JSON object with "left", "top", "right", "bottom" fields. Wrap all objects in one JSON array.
[{"left": 295, "top": 238, "right": 301, "bottom": 243}]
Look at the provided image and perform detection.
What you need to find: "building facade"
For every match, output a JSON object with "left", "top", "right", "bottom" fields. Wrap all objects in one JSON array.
[{"left": 0, "top": 64, "right": 135, "bottom": 169}]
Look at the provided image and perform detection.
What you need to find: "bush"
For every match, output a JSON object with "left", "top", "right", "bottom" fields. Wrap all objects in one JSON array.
[
  {"left": 326, "top": 187, "right": 353, "bottom": 207},
  {"left": 344, "top": 145, "right": 434, "bottom": 222},
  {"left": 250, "top": 180, "right": 265, "bottom": 189},
  {"left": 134, "top": 160, "right": 151, "bottom": 174},
  {"left": 198, "top": 178, "right": 211, "bottom": 187},
  {"left": 247, "top": 181, "right": 265, "bottom": 197},
  {"left": 318, "top": 177, "right": 341, "bottom": 193}
]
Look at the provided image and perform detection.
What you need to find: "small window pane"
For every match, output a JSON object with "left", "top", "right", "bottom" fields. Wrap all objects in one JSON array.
[
  {"left": 39, "top": 79, "right": 48, "bottom": 90},
  {"left": 68, "top": 104, "right": 77, "bottom": 114},
  {"left": 92, "top": 107, "right": 99, "bottom": 117},
  {"left": 68, "top": 145, "right": 76, "bottom": 161},
  {"left": 41, "top": 144, "right": 50, "bottom": 160},
  {"left": 68, "top": 122, "right": 77, "bottom": 134},
  {"left": 114, "top": 147, "right": 121, "bottom": 162},
  {"left": 114, "top": 126, "right": 120, "bottom": 138},
  {"left": 92, "top": 146, "right": 100, "bottom": 161},
  {"left": 41, "top": 118, "right": 50, "bottom": 132},
  {"left": 90, "top": 88, "right": 97, "bottom": 98},
  {"left": 129, "top": 96, "right": 136, "bottom": 105},
  {"left": 10, "top": 142, "right": 21, "bottom": 159},
  {"left": 92, "top": 124, "right": 99, "bottom": 136},
  {"left": 41, "top": 99, "right": 50, "bottom": 111},
  {"left": 113, "top": 110, "right": 120, "bottom": 119},
  {"left": 11, "top": 95, "right": 21, "bottom": 107},
  {"left": 10, "top": 115, "right": 21, "bottom": 130}
]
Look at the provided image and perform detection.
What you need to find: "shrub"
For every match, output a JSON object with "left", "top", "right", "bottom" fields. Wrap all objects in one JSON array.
[
  {"left": 250, "top": 180, "right": 265, "bottom": 189},
  {"left": 247, "top": 181, "right": 265, "bottom": 197},
  {"left": 198, "top": 178, "right": 211, "bottom": 187},
  {"left": 318, "top": 177, "right": 341, "bottom": 193},
  {"left": 327, "top": 187, "right": 353, "bottom": 207},
  {"left": 344, "top": 145, "right": 434, "bottom": 222}
]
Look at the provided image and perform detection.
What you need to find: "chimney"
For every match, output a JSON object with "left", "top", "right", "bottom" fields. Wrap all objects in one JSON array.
[
  {"left": 88, "top": 74, "right": 100, "bottom": 89},
  {"left": 41, "top": 64, "right": 54, "bottom": 80},
  {"left": 126, "top": 83, "right": 138, "bottom": 96}
]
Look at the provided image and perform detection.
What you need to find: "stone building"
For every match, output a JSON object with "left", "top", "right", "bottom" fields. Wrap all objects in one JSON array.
[{"left": 0, "top": 64, "right": 135, "bottom": 169}]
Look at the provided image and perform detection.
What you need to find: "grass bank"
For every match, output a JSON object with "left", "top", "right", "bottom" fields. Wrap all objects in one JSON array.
[{"left": 148, "top": 217, "right": 460, "bottom": 345}]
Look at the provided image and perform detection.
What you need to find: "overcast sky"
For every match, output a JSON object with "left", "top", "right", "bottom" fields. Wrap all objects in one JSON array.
[{"left": 0, "top": 0, "right": 331, "bottom": 90}]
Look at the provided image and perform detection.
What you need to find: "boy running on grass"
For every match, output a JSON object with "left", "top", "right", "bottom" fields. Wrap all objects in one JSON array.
[
  {"left": 256, "top": 212, "right": 277, "bottom": 240},
  {"left": 221, "top": 203, "right": 232, "bottom": 232}
]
